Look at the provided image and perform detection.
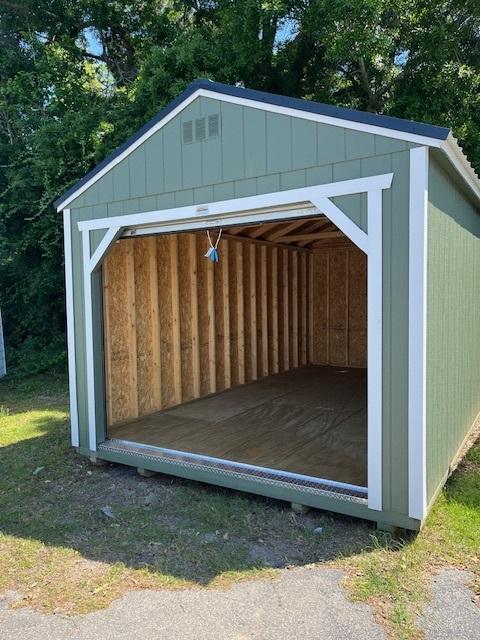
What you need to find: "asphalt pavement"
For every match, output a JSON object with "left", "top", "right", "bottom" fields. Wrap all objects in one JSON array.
[{"left": 1, "top": 566, "right": 478, "bottom": 639}]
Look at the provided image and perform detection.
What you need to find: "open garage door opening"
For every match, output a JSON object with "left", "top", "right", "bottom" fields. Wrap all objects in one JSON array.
[{"left": 101, "top": 214, "right": 368, "bottom": 498}]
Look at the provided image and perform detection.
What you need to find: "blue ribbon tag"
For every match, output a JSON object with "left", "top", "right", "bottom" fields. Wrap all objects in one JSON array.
[
  {"left": 205, "top": 229, "right": 222, "bottom": 263},
  {"left": 205, "top": 246, "right": 219, "bottom": 262}
]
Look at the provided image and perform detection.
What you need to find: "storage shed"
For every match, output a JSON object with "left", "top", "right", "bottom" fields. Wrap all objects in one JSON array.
[{"left": 56, "top": 80, "right": 480, "bottom": 531}]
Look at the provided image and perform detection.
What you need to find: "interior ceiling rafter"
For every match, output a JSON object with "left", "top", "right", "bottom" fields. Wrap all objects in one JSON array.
[{"left": 223, "top": 215, "right": 349, "bottom": 250}]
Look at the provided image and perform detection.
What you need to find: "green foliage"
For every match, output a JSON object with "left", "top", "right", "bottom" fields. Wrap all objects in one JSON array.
[
  {"left": 0, "top": 0, "right": 479, "bottom": 374},
  {"left": 6, "top": 335, "right": 67, "bottom": 378}
]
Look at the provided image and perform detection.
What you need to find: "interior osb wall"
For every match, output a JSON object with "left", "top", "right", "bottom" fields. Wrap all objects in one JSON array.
[
  {"left": 103, "top": 234, "right": 313, "bottom": 426},
  {"left": 103, "top": 233, "right": 367, "bottom": 427},
  {"left": 311, "top": 246, "right": 367, "bottom": 367}
]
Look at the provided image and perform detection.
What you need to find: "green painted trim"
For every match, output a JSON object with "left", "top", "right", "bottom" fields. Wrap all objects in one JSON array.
[
  {"left": 90, "top": 445, "right": 420, "bottom": 530},
  {"left": 92, "top": 269, "right": 107, "bottom": 444}
]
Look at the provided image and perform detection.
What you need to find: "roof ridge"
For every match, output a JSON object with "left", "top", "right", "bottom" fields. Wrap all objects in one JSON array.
[{"left": 188, "top": 78, "right": 450, "bottom": 139}]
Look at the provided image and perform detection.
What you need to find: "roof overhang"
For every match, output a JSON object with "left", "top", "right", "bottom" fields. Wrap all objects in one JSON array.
[{"left": 55, "top": 79, "right": 480, "bottom": 211}]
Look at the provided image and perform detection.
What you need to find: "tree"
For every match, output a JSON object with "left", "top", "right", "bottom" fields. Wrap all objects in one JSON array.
[{"left": 0, "top": 0, "right": 479, "bottom": 374}]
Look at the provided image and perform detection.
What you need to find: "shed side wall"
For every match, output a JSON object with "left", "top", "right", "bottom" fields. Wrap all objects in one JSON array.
[{"left": 426, "top": 153, "right": 480, "bottom": 503}]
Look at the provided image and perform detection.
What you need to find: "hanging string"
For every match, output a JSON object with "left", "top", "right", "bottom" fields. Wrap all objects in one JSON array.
[{"left": 204, "top": 229, "right": 222, "bottom": 262}]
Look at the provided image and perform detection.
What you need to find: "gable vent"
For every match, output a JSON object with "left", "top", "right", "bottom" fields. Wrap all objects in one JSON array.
[
  {"left": 208, "top": 113, "right": 220, "bottom": 138},
  {"left": 183, "top": 121, "right": 193, "bottom": 144},
  {"left": 195, "top": 117, "right": 206, "bottom": 141},
  {"left": 182, "top": 114, "right": 221, "bottom": 144}
]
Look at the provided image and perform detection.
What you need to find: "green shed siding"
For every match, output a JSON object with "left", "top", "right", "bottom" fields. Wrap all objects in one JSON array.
[
  {"left": 67, "top": 96, "right": 418, "bottom": 524},
  {"left": 70, "top": 96, "right": 412, "bottom": 220},
  {"left": 426, "top": 154, "right": 480, "bottom": 503}
]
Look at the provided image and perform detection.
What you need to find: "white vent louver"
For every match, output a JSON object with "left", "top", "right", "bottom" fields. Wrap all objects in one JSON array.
[
  {"left": 195, "top": 117, "right": 206, "bottom": 141},
  {"left": 182, "top": 114, "right": 221, "bottom": 144},
  {"left": 182, "top": 121, "right": 193, "bottom": 144},
  {"left": 208, "top": 113, "right": 220, "bottom": 137}
]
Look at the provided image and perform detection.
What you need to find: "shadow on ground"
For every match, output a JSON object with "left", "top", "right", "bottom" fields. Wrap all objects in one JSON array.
[{"left": 0, "top": 408, "right": 379, "bottom": 587}]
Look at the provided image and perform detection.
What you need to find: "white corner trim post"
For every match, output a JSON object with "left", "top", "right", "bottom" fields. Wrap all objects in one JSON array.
[
  {"left": 63, "top": 209, "right": 79, "bottom": 447},
  {"left": 367, "top": 189, "right": 384, "bottom": 512},
  {"left": 408, "top": 146, "right": 429, "bottom": 520}
]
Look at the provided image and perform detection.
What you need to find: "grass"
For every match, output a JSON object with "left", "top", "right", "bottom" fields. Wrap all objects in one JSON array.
[
  {"left": 0, "top": 373, "right": 371, "bottom": 613},
  {"left": 0, "top": 373, "right": 478, "bottom": 638},
  {"left": 343, "top": 428, "right": 480, "bottom": 639}
]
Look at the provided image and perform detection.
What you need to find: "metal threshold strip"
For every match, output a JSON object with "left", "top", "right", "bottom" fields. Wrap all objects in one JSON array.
[{"left": 99, "top": 438, "right": 368, "bottom": 504}]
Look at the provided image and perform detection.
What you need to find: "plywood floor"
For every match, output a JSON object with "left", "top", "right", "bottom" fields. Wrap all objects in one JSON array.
[{"left": 108, "top": 366, "right": 367, "bottom": 486}]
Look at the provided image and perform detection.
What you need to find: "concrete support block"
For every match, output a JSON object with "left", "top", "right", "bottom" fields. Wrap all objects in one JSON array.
[
  {"left": 376, "top": 521, "right": 397, "bottom": 534},
  {"left": 291, "top": 502, "right": 310, "bottom": 514},
  {"left": 137, "top": 467, "right": 156, "bottom": 478}
]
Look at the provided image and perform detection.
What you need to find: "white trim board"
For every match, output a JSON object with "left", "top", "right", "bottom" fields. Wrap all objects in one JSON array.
[
  {"left": 82, "top": 230, "right": 98, "bottom": 451},
  {"left": 80, "top": 174, "right": 392, "bottom": 512},
  {"left": 56, "top": 85, "right": 480, "bottom": 212},
  {"left": 121, "top": 205, "right": 319, "bottom": 239},
  {"left": 77, "top": 174, "right": 391, "bottom": 239},
  {"left": 366, "top": 189, "right": 383, "bottom": 512},
  {"left": 408, "top": 146, "right": 429, "bottom": 520},
  {"left": 89, "top": 226, "right": 123, "bottom": 272},
  {"left": 63, "top": 209, "right": 79, "bottom": 447}
]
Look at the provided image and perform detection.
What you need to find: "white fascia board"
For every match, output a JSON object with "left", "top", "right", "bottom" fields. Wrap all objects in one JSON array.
[
  {"left": 77, "top": 174, "right": 393, "bottom": 232},
  {"left": 197, "top": 89, "right": 444, "bottom": 147},
  {"left": 408, "top": 146, "right": 429, "bottom": 520}
]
